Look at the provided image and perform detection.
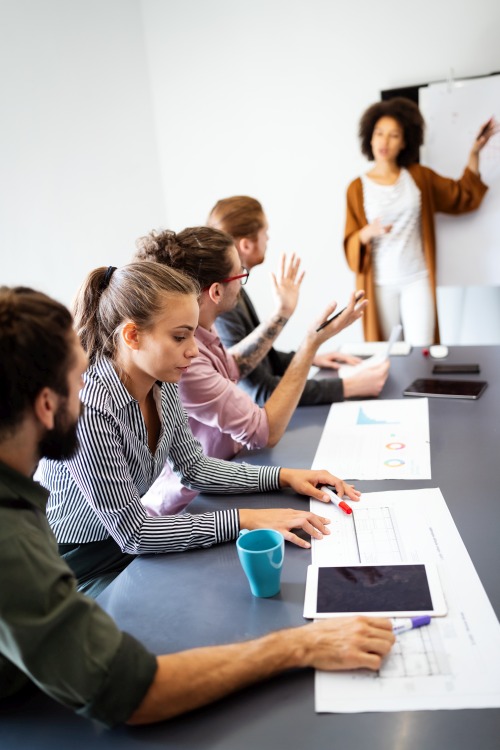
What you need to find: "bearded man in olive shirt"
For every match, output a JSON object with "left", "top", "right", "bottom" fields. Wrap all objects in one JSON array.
[{"left": 0, "top": 286, "right": 394, "bottom": 727}]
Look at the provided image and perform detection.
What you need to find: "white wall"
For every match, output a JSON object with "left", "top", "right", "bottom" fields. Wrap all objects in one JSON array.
[
  {"left": 141, "top": 0, "right": 500, "bottom": 347},
  {"left": 2, "top": 0, "right": 499, "bottom": 345},
  {"left": 0, "top": 0, "right": 165, "bottom": 307}
]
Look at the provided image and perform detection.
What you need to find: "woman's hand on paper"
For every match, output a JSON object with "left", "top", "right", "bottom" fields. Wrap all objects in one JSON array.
[
  {"left": 238, "top": 507, "right": 331, "bottom": 548},
  {"left": 279, "top": 468, "right": 361, "bottom": 504}
]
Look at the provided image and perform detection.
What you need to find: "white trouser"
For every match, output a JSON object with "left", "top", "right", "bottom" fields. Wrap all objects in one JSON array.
[{"left": 375, "top": 276, "right": 435, "bottom": 346}]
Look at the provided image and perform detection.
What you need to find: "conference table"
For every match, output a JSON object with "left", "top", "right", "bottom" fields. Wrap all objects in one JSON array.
[{"left": 1, "top": 346, "right": 499, "bottom": 749}]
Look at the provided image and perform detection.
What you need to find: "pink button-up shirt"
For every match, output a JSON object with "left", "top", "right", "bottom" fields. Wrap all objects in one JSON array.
[{"left": 181, "top": 326, "right": 270, "bottom": 456}]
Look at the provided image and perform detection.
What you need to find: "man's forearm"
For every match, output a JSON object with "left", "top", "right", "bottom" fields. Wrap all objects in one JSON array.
[
  {"left": 127, "top": 616, "right": 395, "bottom": 724},
  {"left": 263, "top": 339, "right": 317, "bottom": 446},
  {"left": 228, "top": 314, "right": 289, "bottom": 378},
  {"left": 127, "top": 629, "right": 301, "bottom": 725}
]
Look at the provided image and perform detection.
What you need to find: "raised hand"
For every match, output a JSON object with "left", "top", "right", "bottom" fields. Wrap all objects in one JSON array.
[
  {"left": 471, "top": 117, "right": 497, "bottom": 154},
  {"left": 311, "top": 290, "right": 368, "bottom": 343},
  {"left": 271, "top": 253, "right": 305, "bottom": 318}
]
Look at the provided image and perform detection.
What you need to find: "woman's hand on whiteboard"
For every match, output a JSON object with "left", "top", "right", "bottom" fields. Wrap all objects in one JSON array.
[
  {"left": 359, "top": 217, "right": 392, "bottom": 245},
  {"left": 471, "top": 117, "right": 497, "bottom": 154},
  {"left": 468, "top": 117, "right": 498, "bottom": 174}
]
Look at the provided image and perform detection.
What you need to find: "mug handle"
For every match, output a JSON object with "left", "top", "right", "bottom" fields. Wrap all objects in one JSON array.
[{"left": 238, "top": 529, "right": 250, "bottom": 537}]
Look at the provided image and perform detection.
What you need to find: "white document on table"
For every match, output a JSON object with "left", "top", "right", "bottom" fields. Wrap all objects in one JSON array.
[
  {"left": 310, "top": 489, "right": 500, "bottom": 712},
  {"left": 338, "top": 324, "right": 402, "bottom": 379},
  {"left": 311, "top": 398, "right": 431, "bottom": 480},
  {"left": 339, "top": 340, "right": 412, "bottom": 357}
]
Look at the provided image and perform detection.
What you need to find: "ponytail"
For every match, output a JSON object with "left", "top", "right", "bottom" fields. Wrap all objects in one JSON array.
[{"left": 73, "top": 261, "right": 198, "bottom": 364}]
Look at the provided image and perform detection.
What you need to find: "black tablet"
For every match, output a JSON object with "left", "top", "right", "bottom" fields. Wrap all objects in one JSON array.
[
  {"left": 403, "top": 378, "right": 487, "bottom": 400},
  {"left": 303, "top": 563, "right": 447, "bottom": 618}
]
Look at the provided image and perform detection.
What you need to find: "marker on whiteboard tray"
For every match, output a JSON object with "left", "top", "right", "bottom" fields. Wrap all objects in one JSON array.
[
  {"left": 392, "top": 615, "right": 431, "bottom": 635},
  {"left": 320, "top": 485, "right": 352, "bottom": 515}
]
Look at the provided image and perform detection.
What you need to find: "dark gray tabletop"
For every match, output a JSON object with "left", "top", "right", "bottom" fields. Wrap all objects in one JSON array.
[{"left": 2, "top": 346, "right": 499, "bottom": 749}]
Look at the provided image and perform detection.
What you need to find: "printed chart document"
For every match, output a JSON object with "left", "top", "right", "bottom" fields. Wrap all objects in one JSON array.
[
  {"left": 311, "top": 399, "right": 431, "bottom": 480},
  {"left": 310, "top": 489, "right": 500, "bottom": 712}
]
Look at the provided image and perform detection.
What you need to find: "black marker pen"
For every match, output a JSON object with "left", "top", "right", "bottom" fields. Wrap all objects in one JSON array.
[{"left": 316, "top": 291, "right": 364, "bottom": 333}]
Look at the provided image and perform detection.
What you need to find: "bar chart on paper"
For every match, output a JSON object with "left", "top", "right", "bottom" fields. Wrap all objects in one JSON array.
[{"left": 311, "top": 399, "right": 431, "bottom": 479}]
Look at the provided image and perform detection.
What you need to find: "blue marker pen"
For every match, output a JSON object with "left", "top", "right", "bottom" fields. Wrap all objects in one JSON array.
[{"left": 392, "top": 615, "right": 431, "bottom": 635}]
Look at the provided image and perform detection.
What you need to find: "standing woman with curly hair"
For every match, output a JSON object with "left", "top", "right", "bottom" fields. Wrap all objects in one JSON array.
[{"left": 344, "top": 97, "right": 494, "bottom": 344}]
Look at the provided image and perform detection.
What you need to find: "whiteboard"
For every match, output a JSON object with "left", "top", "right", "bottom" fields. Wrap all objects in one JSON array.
[{"left": 419, "top": 75, "right": 500, "bottom": 286}]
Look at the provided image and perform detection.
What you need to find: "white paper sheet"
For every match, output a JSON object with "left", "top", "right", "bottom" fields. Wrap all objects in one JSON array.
[
  {"left": 311, "top": 399, "right": 431, "bottom": 480},
  {"left": 310, "top": 489, "right": 500, "bottom": 712},
  {"left": 338, "top": 325, "right": 402, "bottom": 379},
  {"left": 339, "top": 341, "right": 412, "bottom": 357}
]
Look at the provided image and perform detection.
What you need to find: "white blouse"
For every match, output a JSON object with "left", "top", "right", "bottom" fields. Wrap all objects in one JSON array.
[{"left": 361, "top": 168, "right": 428, "bottom": 286}]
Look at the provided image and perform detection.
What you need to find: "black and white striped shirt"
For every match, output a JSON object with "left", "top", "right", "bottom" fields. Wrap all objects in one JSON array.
[{"left": 36, "top": 357, "right": 281, "bottom": 554}]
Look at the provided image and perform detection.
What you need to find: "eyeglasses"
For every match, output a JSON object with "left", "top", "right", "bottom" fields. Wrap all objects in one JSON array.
[
  {"left": 217, "top": 268, "right": 250, "bottom": 286},
  {"left": 201, "top": 268, "right": 250, "bottom": 292}
]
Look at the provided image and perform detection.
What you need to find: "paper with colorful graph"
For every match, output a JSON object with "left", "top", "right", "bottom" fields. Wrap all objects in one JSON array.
[{"left": 311, "top": 398, "right": 430, "bottom": 479}]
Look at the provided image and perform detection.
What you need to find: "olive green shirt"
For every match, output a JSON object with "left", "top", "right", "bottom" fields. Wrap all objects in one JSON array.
[{"left": 0, "top": 460, "right": 157, "bottom": 727}]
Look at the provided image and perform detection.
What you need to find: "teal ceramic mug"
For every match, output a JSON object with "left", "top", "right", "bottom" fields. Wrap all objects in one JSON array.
[{"left": 236, "top": 529, "right": 284, "bottom": 598}]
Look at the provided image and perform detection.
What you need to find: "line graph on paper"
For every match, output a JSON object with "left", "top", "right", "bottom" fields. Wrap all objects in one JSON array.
[
  {"left": 312, "top": 505, "right": 405, "bottom": 566},
  {"left": 352, "top": 506, "right": 404, "bottom": 563},
  {"left": 381, "top": 624, "right": 451, "bottom": 678}
]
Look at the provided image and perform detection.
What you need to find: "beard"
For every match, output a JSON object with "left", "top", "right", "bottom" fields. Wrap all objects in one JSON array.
[{"left": 38, "top": 402, "right": 83, "bottom": 461}]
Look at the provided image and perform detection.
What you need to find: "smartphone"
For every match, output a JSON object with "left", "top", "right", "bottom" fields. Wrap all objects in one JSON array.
[{"left": 432, "top": 363, "right": 480, "bottom": 374}]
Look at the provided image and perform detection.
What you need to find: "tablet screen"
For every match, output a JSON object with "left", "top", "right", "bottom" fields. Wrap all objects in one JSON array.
[
  {"left": 317, "top": 564, "right": 432, "bottom": 613},
  {"left": 403, "top": 378, "right": 487, "bottom": 399}
]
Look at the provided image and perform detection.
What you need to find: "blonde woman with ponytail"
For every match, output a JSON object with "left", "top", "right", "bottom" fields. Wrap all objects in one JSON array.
[{"left": 37, "top": 261, "right": 358, "bottom": 596}]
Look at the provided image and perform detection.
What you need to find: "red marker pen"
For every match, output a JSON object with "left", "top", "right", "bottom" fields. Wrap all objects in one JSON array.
[{"left": 320, "top": 485, "right": 352, "bottom": 515}]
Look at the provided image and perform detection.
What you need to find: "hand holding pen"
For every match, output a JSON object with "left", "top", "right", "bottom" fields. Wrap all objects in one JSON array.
[
  {"left": 469, "top": 117, "right": 498, "bottom": 170},
  {"left": 315, "top": 290, "right": 367, "bottom": 335},
  {"left": 320, "top": 485, "right": 353, "bottom": 515},
  {"left": 392, "top": 616, "right": 431, "bottom": 635},
  {"left": 474, "top": 117, "right": 497, "bottom": 149}
]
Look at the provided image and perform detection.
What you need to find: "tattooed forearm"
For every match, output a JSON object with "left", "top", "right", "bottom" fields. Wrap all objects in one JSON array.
[{"left": 229, "top": 315, "right": 289, "bottom": 378}]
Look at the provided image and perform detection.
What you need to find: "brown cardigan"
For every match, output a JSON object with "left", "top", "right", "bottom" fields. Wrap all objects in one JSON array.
[{"left": 343, "top": 164, "right": 488, "bottom": 343}]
